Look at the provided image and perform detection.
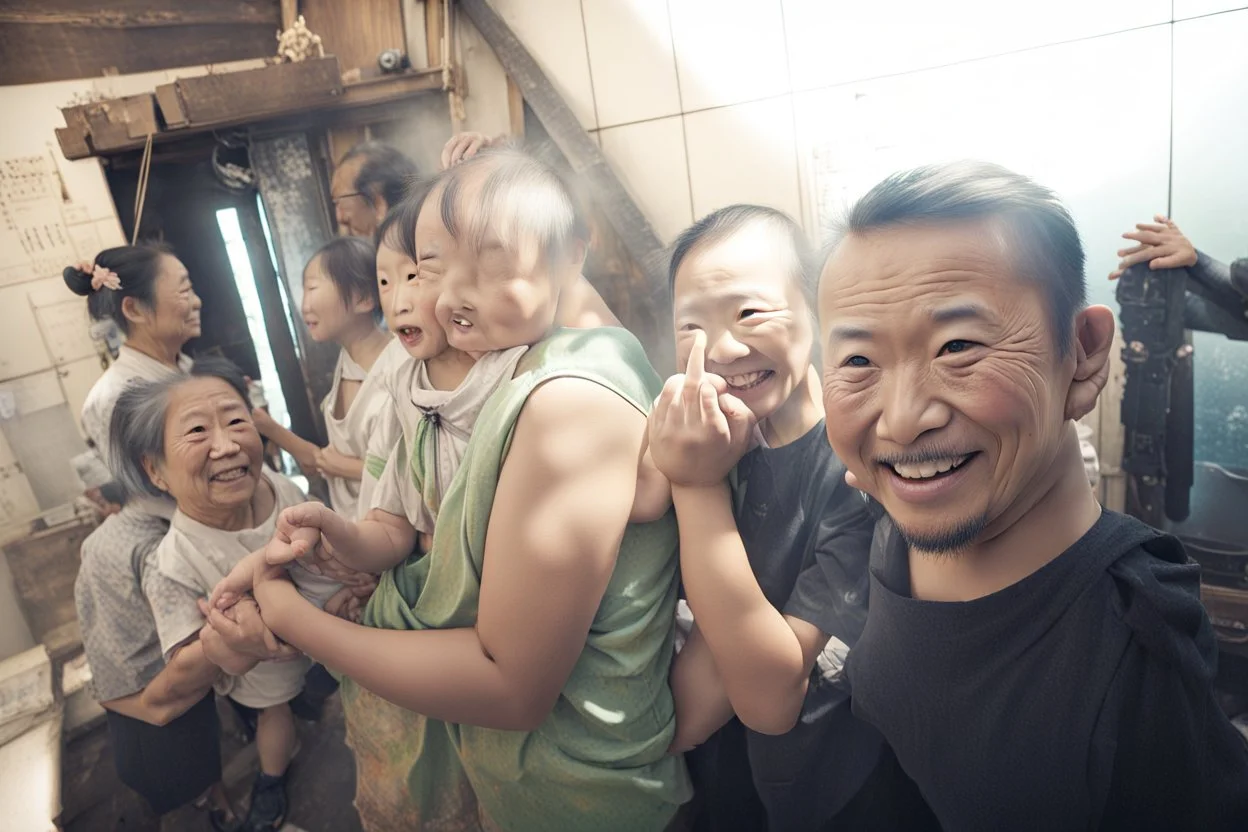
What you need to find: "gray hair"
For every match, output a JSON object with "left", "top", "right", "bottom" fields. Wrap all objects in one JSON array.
[
  {"left": 832, "top": 160, "right": 1086, "bottom": 353},
  {"left": 108, "top": 357, "right": 252, "bottom": 498}
]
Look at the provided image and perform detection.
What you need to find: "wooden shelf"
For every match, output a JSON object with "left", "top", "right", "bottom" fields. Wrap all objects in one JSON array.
[{"left": 58, "top": 59, "right": 445, "bottom": 160}]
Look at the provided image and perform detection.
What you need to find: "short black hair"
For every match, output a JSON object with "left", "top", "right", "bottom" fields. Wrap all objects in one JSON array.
[
  {"left": 669, "top": 204, "right": 815, "bottom": 312},
  {"left": 340, "top": 141, "right": 419, "bottom": 211},
  {"left": 62, "top": 243, "right": 177, "bottom": 335},
  {"left": 306, "top": 236, "right": 382, "bottom": 322},
  {"left": 836, "top": 160, "right": 1086, "bottom": 353}
]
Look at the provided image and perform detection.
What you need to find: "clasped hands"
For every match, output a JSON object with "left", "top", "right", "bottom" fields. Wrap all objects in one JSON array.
[
  {"left": 647, "top": 330, "right": 757, "bottom": 488},
  {"left": 208, "top": 502, "right": 378, "bottom": 624}
]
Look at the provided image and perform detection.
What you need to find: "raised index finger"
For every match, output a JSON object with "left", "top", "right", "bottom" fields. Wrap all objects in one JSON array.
[{"left": 685, "top": 329, "right": 707, "bottom": 386}]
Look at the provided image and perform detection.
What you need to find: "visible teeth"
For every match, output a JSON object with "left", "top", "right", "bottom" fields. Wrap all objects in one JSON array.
[
  {"left": 725, "top": 371, "right": 768, "bottom": 389},
  {"left": 892, "top": 455, "right": 969, "bottom": 480},
  {"left": 214, "top": 467, "right": 247, "bottom": 482},
  {"left": 452, "top": 316, "right": 471, "bottom": 327}
]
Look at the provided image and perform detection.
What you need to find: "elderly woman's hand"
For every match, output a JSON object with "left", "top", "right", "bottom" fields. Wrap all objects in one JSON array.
[{"left": 197, "top": 596, "right": 301, "bottom": 665}]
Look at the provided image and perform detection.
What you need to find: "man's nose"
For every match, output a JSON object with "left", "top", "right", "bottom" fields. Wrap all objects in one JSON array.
[{"left": 876, "top": 365, "right": 952, "bottom": 446}]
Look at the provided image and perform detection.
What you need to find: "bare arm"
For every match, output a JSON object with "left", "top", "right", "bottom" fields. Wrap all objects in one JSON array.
[
  {"left": 100, "top": 640, "right": 221, "bottom": 727},
  {"left": 255, "top": 377, "right": 642, "bottom": 730},
  {"left": 669, "top": 624, "right": 735, "bottom": 753},
  {"left": 675, "top": 483, "right": 828, "bottom": 734},
  {"left": 252, "top": 407, "right": 321, "bottom": 475}
]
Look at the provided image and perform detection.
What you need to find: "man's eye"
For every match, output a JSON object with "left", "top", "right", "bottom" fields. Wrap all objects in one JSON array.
[
  {"left": 843, "top": 355, "right": 870, "bottom": 368},
  {"left": 678, "top": 323, "right": 701, "bottom": 333},
  {"left": 939, "top": 339, "right": 978, "bottom": 355},
  {"left": 187, "top": 426, "right": 206, "bottom": 435},
  {"left": 740, "top": 308, "right": 761, "bottom": 320}
]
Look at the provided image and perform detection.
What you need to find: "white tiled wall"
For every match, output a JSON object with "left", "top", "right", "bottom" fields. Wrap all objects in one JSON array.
[
  {"left": 597, "top": 116, "right": 693, "bottom": 242},
  {"left": 582, "top": 0, "right": 682, "bottom": 128},
  {"left": 1173, "top": 0, "right": 1248, "bottom": 19},
  {"left": 498, "top": 0, "right": 1232, "bottom": 249},
  {"left": 684, "top": 96, "right": 801, "bottom": 221}
]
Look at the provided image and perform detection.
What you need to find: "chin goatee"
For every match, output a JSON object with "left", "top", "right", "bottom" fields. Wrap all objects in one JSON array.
[{"left": 897, "top": 513, "right": 989, "bottom": 558}]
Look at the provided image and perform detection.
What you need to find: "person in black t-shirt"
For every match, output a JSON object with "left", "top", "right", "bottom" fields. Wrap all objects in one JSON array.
[
  {"left": 653, "top": 159, "right": 1248, "bottom": 830},
  {"left": 651, "top": 205, "right": 936, "bottom": 830}
]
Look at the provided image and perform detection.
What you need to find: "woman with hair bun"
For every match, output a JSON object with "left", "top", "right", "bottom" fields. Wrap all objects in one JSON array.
[{"left": 64, "top": 244, "right": 203, "bottom": 475}]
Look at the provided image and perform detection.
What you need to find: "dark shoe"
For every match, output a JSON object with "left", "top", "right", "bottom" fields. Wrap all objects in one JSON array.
[
  {"left": 207, "top": 807, "right": 241, "bottom": 832},
  {"left": 242, "top": 772, "right": 287, "bottom": 832}
]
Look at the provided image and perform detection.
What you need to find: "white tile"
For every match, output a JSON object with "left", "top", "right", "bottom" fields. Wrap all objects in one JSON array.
[
  {"left": 783, "top": 0, "right": 1171, "bottom": 90},
  {"left": 491, "top": 0, "right": 598, "bottom": 129},
  {"left": 582, "top": 0, "right": 682, "bottom": 128},
  {"left": 669, "top": 0, "right": 791, "bottom": 111},
  {"left": 793, "top": 25, "right": 1171, "bottom": 310},
  {"left": 599, "top": 116, "right": 693, "bottom": 244},
  {"left": 1171, "top": 9, "right": 1248, "bottom": 468},
  {"left": 684, "top": 96, "right": 802, "bottom": 221},
  {"left": 1174, "top": 1, "right": 1247, "bottom": 19}
]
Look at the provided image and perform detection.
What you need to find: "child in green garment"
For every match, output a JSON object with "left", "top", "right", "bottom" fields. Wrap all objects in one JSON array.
[{"left": 211, "top": 146, "right": 688, "bottom": 831}]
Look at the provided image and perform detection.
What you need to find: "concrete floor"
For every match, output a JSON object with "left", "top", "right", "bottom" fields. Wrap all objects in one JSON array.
[{"left": 62, "top": 694, "right": 363, "bottom": 832}]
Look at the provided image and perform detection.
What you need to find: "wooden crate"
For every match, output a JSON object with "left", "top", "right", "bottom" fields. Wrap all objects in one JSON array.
[{"left": 2, "top": 517, "right": 94, "bottom": 646}]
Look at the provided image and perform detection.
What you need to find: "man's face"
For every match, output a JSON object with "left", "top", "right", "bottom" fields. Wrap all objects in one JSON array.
[
  {"left": 818, "top": 220, "right": 1076, "bottom": 554},
  {"left": 331, "top": 157, "right": 382, "bottom": 238}
]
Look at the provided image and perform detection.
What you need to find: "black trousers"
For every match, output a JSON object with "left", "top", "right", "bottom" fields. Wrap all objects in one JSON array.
[{"left": 106, "top": 692, "right": 222, "bottom": 815}]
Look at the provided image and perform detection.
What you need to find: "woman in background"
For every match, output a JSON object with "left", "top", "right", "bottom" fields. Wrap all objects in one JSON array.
[{"left": 64, "top": 245, "right": 202, "bottom": 476}]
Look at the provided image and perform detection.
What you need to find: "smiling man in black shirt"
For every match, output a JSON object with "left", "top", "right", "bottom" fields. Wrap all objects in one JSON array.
[
  {"left": 655, "top": 159, "right": 1248, "bottom": 830},
  {"left": 818, "top": 161, "right": 1248, "bottom": 830}
]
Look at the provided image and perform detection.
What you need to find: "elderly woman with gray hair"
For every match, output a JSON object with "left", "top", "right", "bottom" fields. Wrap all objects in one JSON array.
[{"left": 108, "top": 357, "right": 345, "bottom": 832}]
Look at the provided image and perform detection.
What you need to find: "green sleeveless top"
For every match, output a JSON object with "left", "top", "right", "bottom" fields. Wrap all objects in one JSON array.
[{"left": 358, "top": 327, "right": 690, "bottom": 831}]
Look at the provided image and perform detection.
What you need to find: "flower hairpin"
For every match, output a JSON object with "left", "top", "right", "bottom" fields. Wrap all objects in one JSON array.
[{"left": 87, "top": 263, "right": 121, "bottom": 292}]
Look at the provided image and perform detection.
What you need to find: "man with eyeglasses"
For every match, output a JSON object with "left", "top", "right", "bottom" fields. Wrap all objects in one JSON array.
[{"left": 330, "top": 141, "right": 418, "bottom": 238}]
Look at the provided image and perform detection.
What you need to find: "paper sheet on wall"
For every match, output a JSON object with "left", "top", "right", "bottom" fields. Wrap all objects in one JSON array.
[
  {"left": 34, "top": 301, "right": 96, "bottom": 365},
  {"left": 0, "top": 155, "right": 75, "bottom": 288}
]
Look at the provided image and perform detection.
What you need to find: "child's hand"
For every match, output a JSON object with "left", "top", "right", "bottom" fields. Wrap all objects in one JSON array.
[
  {"left": 314, "top": 446, "right": 358, "bottom": 479},
  {"left": 265, "top": 523, "right": 320, "bottom": 567},
  {"left": 649, "top": 330, "right": 756, "bottom": 487},
  {"left": 209, "top": 549, "right": 265, "bottom": 610}
]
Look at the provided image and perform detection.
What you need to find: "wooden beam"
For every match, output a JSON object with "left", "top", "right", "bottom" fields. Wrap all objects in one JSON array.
[
  {"left": 58, "top": 66, "right": 444, "bottom": 159},
  {"left": 0, "top": 14, "right": 278, "bottom": 86},
  {"left": 0, "top": 1, "right": 278, "bottom": 28},
  {"left": 172, "top": 56, "right": 343, "bottom": 124},
  {"left": 426, "top": 0, "right": 444, "bottom": 67},
  {"left": 457, "top": 0, "right": 674, "bottom": 372}
]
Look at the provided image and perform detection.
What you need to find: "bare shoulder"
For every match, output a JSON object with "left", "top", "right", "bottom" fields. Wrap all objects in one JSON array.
[{"left": 513, "top": 377, "right": 644, "bottom": 471}]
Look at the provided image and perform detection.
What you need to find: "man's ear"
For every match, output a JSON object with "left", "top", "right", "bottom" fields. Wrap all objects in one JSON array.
[
  {"left": 373, "top": 193, "right": 390, "bottom": 224},
  {"left": 1065, "top": 305, "right": 1116, "bottom": 421},
  {"left": 142, "top": 455, "right": 169, "bottom": 494}
]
